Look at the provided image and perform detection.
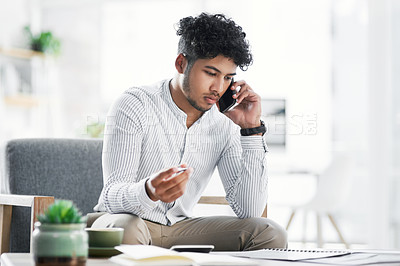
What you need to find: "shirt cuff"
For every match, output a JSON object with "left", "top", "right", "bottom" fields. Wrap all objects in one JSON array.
[
  {"left": 136, "top": 178, "right": 158, "bottom": 212},
  {"left": 240, "top": 135, "right": 269, "bottom": 152}
]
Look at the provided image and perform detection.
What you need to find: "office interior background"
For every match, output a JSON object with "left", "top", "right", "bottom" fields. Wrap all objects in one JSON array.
[{"left": 0, "top": 0, "right": 399, "bottom": 250}]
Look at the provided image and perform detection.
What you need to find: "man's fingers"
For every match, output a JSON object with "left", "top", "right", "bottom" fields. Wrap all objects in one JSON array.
[
  {"left": 148, "top": 165, "right": 192, "bottom": 202},
  {"left": 234, "top": 90, "right": 250, "bottom": 104},
  {"left": 165, "top": 179, "right": 189, "bottom": 202},
  {"left": 161, "top": 168, "right": 191, "bottom": 191},
  {"left": 153, "top": 175, "right": 189, "bottom": 202},
  {"left": 164, "top": 163, "right": 188, "bottom": 181},
  {"left": 151, "top": 167, "right": 179, "bottom": 186},
  {"left": 163, "top": 178, "right": 189, "bottom": 202},
  {"left": 234, "top": 85, "right": 260, "bottom": 104},
  {"left": 232, "top": 80, "right": 246, "bottom": 89}
]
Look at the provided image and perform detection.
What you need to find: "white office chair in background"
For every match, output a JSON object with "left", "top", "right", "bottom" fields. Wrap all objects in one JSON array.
[{"left": 285, "top": 153, "right": 353, "bottom": 249}]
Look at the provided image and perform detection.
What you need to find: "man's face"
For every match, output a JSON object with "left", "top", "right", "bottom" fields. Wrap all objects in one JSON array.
[{"left": 182, "top": 55, "right": 237, "bottom": 112}]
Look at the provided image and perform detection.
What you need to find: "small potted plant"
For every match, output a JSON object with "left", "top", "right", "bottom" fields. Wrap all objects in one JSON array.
[
  {"left": 32, "top": 200, "right": 88, "bottom": 266},
  {"left": 24, "top": 25, "right": 61, "bottom": 55}
]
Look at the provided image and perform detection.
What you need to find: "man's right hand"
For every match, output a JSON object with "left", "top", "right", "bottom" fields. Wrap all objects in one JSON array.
[{"left": 145, "top": 164, "right": 192, "bottom": 203}]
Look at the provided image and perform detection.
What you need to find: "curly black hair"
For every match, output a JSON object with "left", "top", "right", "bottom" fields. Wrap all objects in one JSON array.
[{"left": 176, "top": 13, "right": 253, "bottom": 71}]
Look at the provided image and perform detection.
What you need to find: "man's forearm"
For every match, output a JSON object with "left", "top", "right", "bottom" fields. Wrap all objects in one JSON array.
[
  {"left": 219, "top": 134, "right": 268, "bottom": 218},
  {"left": 103, "top": 177, "right": 157, "bottom": 215}
]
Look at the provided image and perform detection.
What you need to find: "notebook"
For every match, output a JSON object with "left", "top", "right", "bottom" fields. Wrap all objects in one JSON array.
[
  {"left": 216, "top": 248, "right": 352, "bottom": 261},
  {"left": 110, "top": 245, "right": 258, "bottom": 265}
]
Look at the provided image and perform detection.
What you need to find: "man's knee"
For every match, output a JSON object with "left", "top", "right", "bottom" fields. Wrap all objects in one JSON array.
[
  {"left": 245, "top": 217, "right": 288, "bottom": 250},
  {"left": 263, "top": 219, "right": 288, "bottom": 248},
  {"left": 91, "top": 213, "right": 151, "bottom": 245}
]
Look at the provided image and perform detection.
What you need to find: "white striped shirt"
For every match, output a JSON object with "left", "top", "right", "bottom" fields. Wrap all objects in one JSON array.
[{"left": 94, "top": 79, "right": 269, "bottom": 225}]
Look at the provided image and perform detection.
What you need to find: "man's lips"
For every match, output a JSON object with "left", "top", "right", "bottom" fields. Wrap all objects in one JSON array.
[{"left": 204, "top": 96, "right": 218, "bottom": 104}]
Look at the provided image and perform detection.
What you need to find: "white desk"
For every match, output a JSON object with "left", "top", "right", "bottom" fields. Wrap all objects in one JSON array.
[
  {"left": 3, "top": 252, "right": 400, "bottom": 266},
  {"left": 0, "top": 252, "right": 333, "bottom": 266}
]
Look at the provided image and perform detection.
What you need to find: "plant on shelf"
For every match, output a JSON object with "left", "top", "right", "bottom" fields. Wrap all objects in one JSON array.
[
  {"left": 33, "top": 200, "right": 88, "bottom": 266},
  {"left": 24, "top": 25, "right": 61, "bottom": 55}
]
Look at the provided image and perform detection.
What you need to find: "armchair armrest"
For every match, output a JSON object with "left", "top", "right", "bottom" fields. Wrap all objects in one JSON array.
[
  {"left": 198, "top": 196, "right": 229, "bottom": 205},
  {"left": 198, "top": 196, "right": 267, "bottom": 218},
  {"left": 0, "top": 194, "right": 54, "bottom": 254}
]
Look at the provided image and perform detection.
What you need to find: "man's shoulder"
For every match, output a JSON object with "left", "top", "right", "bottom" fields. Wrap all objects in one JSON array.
[{"left": 124, "top": 80, "right": 166, "bottom": 100}]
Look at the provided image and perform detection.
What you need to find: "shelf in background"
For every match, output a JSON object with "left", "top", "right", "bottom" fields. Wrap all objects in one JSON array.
[
  {"left": 0, "top": 47, "right": 45, "bottom": 60},
  {"left": 3, "top": 95, "right": 41, "bottom": 108}
]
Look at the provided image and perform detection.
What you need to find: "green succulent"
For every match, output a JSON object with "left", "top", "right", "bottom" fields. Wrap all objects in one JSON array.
[
  {"left": 24, "top": 25, "right": 61, "bottom": 55},
  {"left": 38, "top": 200, "right": 86, "bottom": 224}
]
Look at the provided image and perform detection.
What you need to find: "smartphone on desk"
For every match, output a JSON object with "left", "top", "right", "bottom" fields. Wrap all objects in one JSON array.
[
  {"left": 170, "top": 245, "right": 214, "bottom": 253},
  {"left": 218, "top": 79, "right": 236, "bottom": 113}
]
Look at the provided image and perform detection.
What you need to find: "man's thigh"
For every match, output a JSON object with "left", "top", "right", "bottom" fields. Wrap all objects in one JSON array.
[
  {"left": 158, "top": 216, "right": 287, "bottom": 251},
  {"left": 91, "top": 213, "right": 153, "bottom": 245}
]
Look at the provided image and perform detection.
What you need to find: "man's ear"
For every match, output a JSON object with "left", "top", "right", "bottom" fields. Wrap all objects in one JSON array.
[{"left": 175, "top": 53, "right": 188, "bottom": 74}]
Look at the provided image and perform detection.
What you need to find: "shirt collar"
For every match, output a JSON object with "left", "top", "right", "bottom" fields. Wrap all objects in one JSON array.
[{"left": 161, "top": 79, "right": 187, "bottom": 122}]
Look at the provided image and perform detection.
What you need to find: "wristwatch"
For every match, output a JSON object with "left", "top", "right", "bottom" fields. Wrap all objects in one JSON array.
[{"left": 240, "top": 120, "right": 266, "bottom": 136}]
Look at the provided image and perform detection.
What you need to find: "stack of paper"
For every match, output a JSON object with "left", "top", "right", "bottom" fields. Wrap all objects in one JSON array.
[
  {"left": 218, "top": 248, "right": 351, "bottom": 261},
  {"left": 219, "top": 248, "right": 400, "bottom": 265}
]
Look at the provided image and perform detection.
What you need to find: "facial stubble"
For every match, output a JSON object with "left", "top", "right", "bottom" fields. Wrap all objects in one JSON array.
[{"left": 182, "top": 66, "right": 211, "bottom": 113}]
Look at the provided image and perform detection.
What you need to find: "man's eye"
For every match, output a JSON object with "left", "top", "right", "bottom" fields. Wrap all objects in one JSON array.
[
  {"left": 205, "top": 71, "right": 216, "bottom": 76},
  {"left": 225, "top": 76, "right": 233, "bottom": 80}
]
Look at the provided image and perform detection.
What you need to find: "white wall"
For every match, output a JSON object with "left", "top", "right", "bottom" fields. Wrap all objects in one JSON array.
[
  {"left": 331, "top": 0, "right": 370, "bottom": 245},
  {"left": 367, "top": 0, "right": 400, "bottom": 249},
  {"left": 100, "top": 0, "right": 201, "bottom": 106},
  {"left": 0, "top": 0, "right": 31, "bottom": 48},
  {"left": 392, "top": 0, "right": 400, "bottom": 249}
]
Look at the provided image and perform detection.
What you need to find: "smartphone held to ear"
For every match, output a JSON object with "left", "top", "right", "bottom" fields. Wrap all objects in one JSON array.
[{"left": 218, "top": 79, "right": 236, "bottom": 113}]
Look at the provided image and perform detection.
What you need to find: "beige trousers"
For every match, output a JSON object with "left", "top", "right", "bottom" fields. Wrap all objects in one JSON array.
[{"left": 88, "top": 212, "right": 287, "bottom": 251}]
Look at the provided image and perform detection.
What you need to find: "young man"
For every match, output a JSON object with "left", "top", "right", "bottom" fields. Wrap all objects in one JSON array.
[{"left": 91, "top": 13, "right": 287, "bottom": 251}]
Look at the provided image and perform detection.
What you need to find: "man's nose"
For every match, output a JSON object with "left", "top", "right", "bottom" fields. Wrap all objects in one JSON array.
[{"left": 211, "top": 78, "right": 225, "bottom": 94}]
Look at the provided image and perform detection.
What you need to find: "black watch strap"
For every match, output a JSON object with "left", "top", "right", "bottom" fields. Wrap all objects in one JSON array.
[{"left": 240, "top": 120, "right": 266, "bottom": 136}]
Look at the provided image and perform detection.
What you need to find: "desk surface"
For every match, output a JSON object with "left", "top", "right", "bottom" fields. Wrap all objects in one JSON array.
[
  {"left": 1, "top": 254, "right": 114, "bottom": 266},
  {"left": 0, "top": 253, "right": 332, "bottom": 266},
  {"left": 3, "top": 252, "right": 400, "bottom": 266}
]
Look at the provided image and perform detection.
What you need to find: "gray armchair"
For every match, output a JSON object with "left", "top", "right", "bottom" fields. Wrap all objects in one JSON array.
[
  {"left": 0, "top": 139, "right": 103, "bottom": 253},
  {"left": 0, "top": 138, "right": 267, "bottom": 254}
]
